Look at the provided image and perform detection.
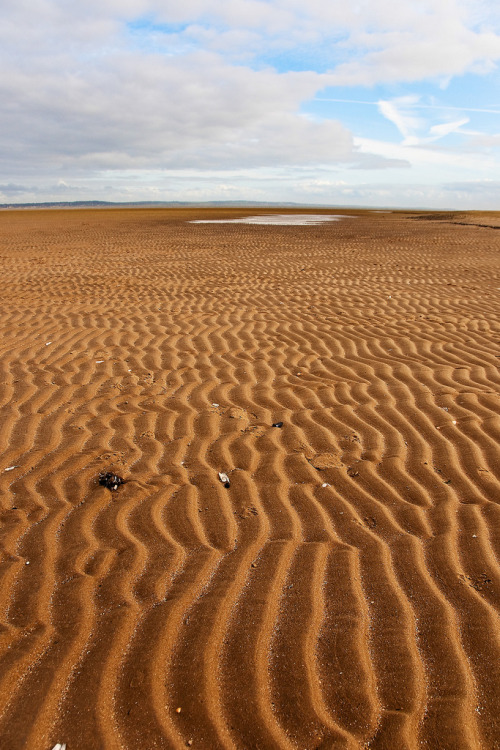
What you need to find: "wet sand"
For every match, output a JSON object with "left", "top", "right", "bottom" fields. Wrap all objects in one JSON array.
[{"left": 0, "top": 207, "right": 500, "bottom": 749}]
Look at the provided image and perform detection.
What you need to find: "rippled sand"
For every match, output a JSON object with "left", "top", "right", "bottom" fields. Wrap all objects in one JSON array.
[{"left": 0, "top": 207, "right": 499, "bottom": 749}]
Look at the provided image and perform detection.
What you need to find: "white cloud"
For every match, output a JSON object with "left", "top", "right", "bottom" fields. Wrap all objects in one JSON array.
[
  {"left": 466, "top": 132, "right": 500, "bottom": 147},
  {"left": 377, "top": 97, "right": 471, "bottom": 146},
  {"left": 428, "top": 119, "right": 470, "bottom": 139},
  {"left": 377, "top": 98, "right": 425, "bottom": 142},
  {"left": 136, "top": 0, "right": 500, "bottom": 86},
  {"left": 328, "top": 28, "right": 500, "bottom": 86},
  {"left": 0, "top": 49, "right": 364, "bottom": 172},
  {"left": 1, "top": 0, "right": 499, "bottom": 206}
]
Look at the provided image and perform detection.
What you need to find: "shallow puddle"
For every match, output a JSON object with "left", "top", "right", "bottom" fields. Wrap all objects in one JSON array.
[{"left": 189, "top": 214, "right": 354, "bottom": 225}]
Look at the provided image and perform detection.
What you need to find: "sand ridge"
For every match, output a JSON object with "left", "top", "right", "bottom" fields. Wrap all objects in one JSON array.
[{"left": 0, "top": 207, "right": 499, "bottom": 749}]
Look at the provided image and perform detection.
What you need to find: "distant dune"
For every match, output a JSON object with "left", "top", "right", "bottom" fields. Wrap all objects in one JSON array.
[{"left": 0, "top": 207, "right": 499, "bottom": 749}]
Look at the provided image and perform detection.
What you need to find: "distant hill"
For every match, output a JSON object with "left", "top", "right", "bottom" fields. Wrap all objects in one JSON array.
[{"left": 0, "top": 200, "right": 323, "bottom": 210}]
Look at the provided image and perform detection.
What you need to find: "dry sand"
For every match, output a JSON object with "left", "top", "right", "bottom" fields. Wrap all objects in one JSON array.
[{"left": 0, "top": 207, "right": 499, "bottom": 749}]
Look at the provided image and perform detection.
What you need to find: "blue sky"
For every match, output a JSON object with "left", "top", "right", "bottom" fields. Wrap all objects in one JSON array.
[{"left": 1, "top": 0, "right": 500, "bottom": 208}]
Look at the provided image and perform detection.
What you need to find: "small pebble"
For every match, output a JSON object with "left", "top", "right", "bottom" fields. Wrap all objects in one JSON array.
[{"left": 176, "top": 707, "right": 182, "bottom": 713}]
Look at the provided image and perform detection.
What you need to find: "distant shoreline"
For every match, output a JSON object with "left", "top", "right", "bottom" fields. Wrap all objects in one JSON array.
[
  {"left": 0, "top": 200, "right": 472, "bottom": 212},
  {"left": 0, "top": 200, "right": 329, "bottom": 210}
]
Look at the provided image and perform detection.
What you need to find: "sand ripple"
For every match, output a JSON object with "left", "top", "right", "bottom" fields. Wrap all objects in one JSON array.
[{"left": 0, "top": 207, "right": 499, "bottom": 749}]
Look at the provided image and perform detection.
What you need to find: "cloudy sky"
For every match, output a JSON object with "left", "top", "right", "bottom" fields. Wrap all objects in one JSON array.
[{"left": 2, "top": 0, "right": 500, "bottom": 208}]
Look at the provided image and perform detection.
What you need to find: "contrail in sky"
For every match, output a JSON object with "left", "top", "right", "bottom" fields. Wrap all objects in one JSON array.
[{"left": 315, "top": 98, "right": 500, "bottom": 115}]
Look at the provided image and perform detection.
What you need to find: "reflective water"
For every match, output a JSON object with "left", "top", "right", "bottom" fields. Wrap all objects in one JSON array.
[{"left": 189, "top": 214, "right": 354, "bottom": 225}]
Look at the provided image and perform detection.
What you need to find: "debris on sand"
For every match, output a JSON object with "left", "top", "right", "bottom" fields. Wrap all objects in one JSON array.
[
  {"left": 98, "top": 472, "right": 124, "bottom": 491},
  {"left": 272, "top": 422, "right": 284, "bottom": 428},
  {"left": 218, "top": 472, "right": 230, "bottom": 488},
  {"left": 52, "top": 744, "right": 66, "bottom": 750}
]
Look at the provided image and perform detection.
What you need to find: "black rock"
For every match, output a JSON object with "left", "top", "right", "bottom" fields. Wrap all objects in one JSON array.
[{"left": 98, "top": 472, "right": 124, "bottom": 491}]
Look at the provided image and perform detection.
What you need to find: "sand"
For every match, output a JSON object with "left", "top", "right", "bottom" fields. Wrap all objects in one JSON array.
[{"left": 0, "top": 207, "right": 499, "bottom": 749}]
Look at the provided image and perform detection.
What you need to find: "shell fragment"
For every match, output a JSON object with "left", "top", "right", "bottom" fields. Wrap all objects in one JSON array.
[{"left": 218, "top": 472, "right": 230, "bottom": 488}]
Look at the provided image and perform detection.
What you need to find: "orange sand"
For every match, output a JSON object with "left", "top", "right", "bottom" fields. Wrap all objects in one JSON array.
[{"left": 0, "top": 207, "right": 499, "bottom": 749}]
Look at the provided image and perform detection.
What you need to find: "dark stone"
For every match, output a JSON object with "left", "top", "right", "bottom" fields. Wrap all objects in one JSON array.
[{"left": 98, "top": 472, "right": 124, "bottom": 491}]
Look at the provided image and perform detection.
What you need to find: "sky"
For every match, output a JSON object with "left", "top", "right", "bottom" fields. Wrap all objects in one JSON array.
[{"left": 1, "top": 0, "right": 500, "bottom": 208}]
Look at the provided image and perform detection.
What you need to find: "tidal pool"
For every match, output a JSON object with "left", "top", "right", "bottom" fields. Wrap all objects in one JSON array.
[{"left": 189, "top": 214, "right": 354, "bottom": 226}]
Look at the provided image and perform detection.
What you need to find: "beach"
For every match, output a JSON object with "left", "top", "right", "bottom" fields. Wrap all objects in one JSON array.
[{"left": 0, "top": 207, "right": 499, "bottom": 749}]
